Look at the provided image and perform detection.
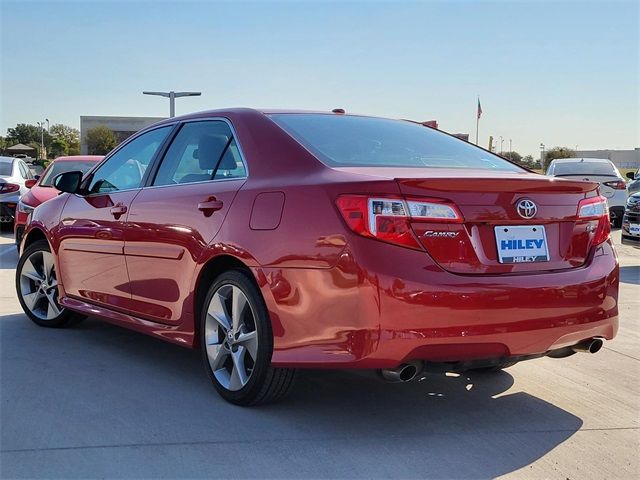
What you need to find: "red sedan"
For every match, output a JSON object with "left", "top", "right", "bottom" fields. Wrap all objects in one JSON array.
[
  {"left": 15, "top": 109, "right": 618, "bottom": 405},
  {"left": 14, "top": 155, "right": 103, "bottom": 245}
]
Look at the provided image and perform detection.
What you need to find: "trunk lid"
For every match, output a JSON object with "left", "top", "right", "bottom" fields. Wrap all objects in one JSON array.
[{"left": 394, "top": 170, "right": 599, "bottom": 274}]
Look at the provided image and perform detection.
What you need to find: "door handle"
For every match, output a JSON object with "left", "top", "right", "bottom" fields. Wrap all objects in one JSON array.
[
  {"left": 198, "top": 198, "right": 224, "bottom": 213},
  {"left": 110, "top": 204, "right": 127, "bottom": 217}
]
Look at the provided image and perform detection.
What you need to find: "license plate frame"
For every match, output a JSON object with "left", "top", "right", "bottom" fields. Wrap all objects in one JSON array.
[
  {"left": 629, "top": 223, "right": 640, "bottom": 236},
  {"left": 494, "top": 225, "right": 550, "bottom": 264}
]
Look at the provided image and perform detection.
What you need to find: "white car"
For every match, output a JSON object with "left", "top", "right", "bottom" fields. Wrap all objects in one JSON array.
[
  {"left": 546, "top": 158, "right": 628, "bottom": 227},
  {"left": 0, "top": 156, "right": 34, "bottom": 228}
]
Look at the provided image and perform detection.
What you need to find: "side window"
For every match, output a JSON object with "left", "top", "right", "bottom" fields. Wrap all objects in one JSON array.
[
  {"left": 18, "top": 162, "right": 28, "bottom": 179},
  {"left": 87, "top": 126, "right": 171, "bottom": 194},
  {"left": 153, "top": 121, "right": 247, "bottom": 186}
]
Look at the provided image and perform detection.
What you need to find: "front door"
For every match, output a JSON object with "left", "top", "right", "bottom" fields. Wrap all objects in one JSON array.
[
  {"left": 123, "top": 120, "right": 248, "bottom": 323},
  {"left": 57, "top": 126, "right": 172, "bottom": 309}
]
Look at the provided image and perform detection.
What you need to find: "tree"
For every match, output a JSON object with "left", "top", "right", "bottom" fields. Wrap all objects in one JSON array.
[
  {"left": 501, "top": 151, "right": 523, "bottom": 163},
  {"left": 50, "top": 123, "right": 80, "bottom": 156},
  {"left": 521, "top": 155, "right": 540, "bottom": 169},
  {"left": 6, "top": 123, "right": 52, "bottom": 148},
  {"left": 543, "top": 147, "right": 576, "bottom": 169},
  {"left": 50, "top": 138, "right": 69, "bottom": 158},
  {"left": 86, "top": 125, "right": 118, "bottom": 155},
  {"left": 0, "top": 136, "right": 6, "bottom": 153}
]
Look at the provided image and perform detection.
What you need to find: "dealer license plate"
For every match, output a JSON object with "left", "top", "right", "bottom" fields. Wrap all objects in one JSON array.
[
  {"left": 495, "top": 225, "right": 549, "bottom": 264},
  {"left": 629, "top": 224, "right": 640, "bottom": 236}
]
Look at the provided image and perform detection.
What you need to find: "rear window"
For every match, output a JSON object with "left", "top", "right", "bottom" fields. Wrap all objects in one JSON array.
[
  {"left": 0, "top": 162, "right": 12, "bottom": 176},
  {"left": 551, "top": 161, "right": 618, "bottom": 176},
  {"left": 40, "top": 160, "right": 97, "bottom": 186},
  {"left": 270, "top": 114, "right": 522, "bottom": 171}
]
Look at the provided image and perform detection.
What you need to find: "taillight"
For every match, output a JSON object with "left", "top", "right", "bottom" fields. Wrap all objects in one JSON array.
[
  {"left": 336, "top": 195, "right": 463, "bottom": 250},
  {"left": 0, "top": 183, "right": 20, "bottom": 193},
  {"left": 603, "top": 180, "right": 627, "bottom": 190},
  {"left": 577, "top": 196, "right": 611, "bottom": 245}
]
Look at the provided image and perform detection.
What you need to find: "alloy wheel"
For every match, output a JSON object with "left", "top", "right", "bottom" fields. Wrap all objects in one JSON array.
[
  {"left": 204, "top": 284, "right": 258, "bottom": 391},
  {"left": 18, "top": 250, "right": 63, "bottom": 320}
]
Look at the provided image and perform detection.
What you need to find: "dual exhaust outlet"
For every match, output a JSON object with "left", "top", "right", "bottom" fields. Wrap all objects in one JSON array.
[{"left": 378, "top": 338, "right": 604, "bottom": 383}]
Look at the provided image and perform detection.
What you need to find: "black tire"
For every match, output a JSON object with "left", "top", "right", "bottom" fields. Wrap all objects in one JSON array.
[
  {"left": 613, "top": 217, "right": 623, "bottom": 229},
  {"left": 15, "top": 239, "right": 85, "bottom": 328},
  {"left": 200, "top": 269, "right": 297, "bottom": 406}
]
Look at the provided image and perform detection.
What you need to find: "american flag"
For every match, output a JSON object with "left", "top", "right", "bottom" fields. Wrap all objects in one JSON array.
[{"left": 477, "top": 98, "right": 482, "bottom": 119}]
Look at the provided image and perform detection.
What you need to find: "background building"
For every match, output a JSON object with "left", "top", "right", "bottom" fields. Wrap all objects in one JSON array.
[
  {"left": 574, "top": 148, "right": 639, "bottom": 169},
  {"left": 80, "top": 116, "right": 165, "bottom": 154}
]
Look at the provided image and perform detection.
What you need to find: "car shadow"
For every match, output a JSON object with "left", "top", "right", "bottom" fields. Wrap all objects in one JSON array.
[
  {"left": 620, "top": 265, "right": 640, "bottom": 285},
  {"left": 0, "top": 231, "right": 18, "bottom": 270},
  {"left": 0, "top": 313, "right": 583, "bottom": 479}
]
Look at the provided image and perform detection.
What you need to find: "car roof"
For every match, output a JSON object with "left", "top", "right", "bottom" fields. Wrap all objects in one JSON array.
[
  {"left": 53, "top": 155, "right": 103, "bottom": 162},
  {"left": 551, "top": 157, "right": 612, "bottom": 164},
  {"left": 0, "top": 156, "right": 15, "bottom": 164}
]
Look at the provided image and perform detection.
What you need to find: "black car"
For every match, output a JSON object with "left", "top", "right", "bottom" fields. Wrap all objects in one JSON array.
[{"left": 621, "top": 192, "right": 640, "bottom": 248}]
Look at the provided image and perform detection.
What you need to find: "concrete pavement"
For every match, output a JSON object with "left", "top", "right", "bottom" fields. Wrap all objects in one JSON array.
[{"left": 0, "top": 230, "right": 638, "bottom": 479}]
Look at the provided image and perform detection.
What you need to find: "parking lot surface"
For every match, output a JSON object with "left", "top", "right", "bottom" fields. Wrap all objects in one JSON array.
[{"left": 1, "top": 230, "right": 638, "bottom": 479}]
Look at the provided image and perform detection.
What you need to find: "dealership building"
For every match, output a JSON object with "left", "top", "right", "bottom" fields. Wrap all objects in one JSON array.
[
  {"left": 574, "top": 148, "right": 640, "bottom": 169},
  {"left": 80, "top": 116, "right": 165, "bottom": 154}
]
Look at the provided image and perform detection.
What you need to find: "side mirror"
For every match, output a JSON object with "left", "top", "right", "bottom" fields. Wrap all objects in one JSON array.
[
  {"left": 626, "top": 171, "right": 635, "bottom": 180},
  {"left": 25, "top": 179, "right": 37, "bottom": 189},
  {"left": 53, "top": 171, "right": 83, "bottom": 194},
  {"left": 34, "top": 175, "right": 40, "bottom": 180}
]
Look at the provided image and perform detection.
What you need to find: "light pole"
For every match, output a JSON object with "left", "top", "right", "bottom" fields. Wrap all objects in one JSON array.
[
  {"left": 46, "top": 118, "right": 50, "bottom": 133},
  {"left": 509, "top": 139, "right": 512, "bottom": 154},
  {"left": 540, "top": 143, "right": 545, "bottom": 169},
  {"left": 499, "top": 136, "right": 504, "bottom": 155},
  {"left": 36, "top": 121, "right": 45, "bottom": 159},
  {"left": 143, "top": 91, "right": 201, "bottom": 117}
]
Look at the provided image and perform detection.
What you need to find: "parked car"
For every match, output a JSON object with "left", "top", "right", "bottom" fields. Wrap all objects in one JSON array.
[
  {"left": 14, "top": 155, "right": 103, "bottom": 245},
  {"left": 546, "top": 158, "right": 628, "bottom": 227},
  {"left": 0, "top": 156, "right": 33, "bottom": 229},
  {"left": 16, "top": 109, "right": 619, "bottom": 405},
  {"left": 621, "top": 192, "right": 640, "bottom": 248},
  {"left": 626, "top": 169, "right": 640, "bottom": 195}
]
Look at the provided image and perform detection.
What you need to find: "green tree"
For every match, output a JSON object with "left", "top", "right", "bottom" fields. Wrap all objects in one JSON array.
[
  {"left": 86, "top": 125, "right": 118, "bottom": 155},
  {"left": 0, "top": 135, "right": 6, "bottom": 153},
  {"left": 501, "top": 151, "right": 523, "bottom": 163},
  {"left": 521, "top": 155, "right": 540, "bottom": 169},
  {"left": 50, "top": 138, "right": 69, "bottom": 158},
  {"left": 6, "top": 123, "right": 52, "bottom": 148},
  {"left": 50, "top": 123, "right": 80, "bottom": 157},
  {"left": 543, "top": 147, "right": 576, "bottom": 170}
]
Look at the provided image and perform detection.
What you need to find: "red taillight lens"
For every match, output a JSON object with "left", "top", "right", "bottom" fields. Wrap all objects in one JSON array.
[
  {"left": 577, "top": 196, "right": 611, "bottom": 245},
  {"left": 603, "top": 180, "right": 627, "bottom": 190},
  {"left": 336, "top": 195, "right": 463, "bottom": 250},
  {"left": 0, "top": 183, "right": 20, "bottom": 193}
]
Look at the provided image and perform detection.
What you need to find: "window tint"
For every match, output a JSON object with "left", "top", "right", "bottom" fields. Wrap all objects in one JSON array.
[
  {"left": 153, "top": 121, "right": 246, "bottom": 186},
  {"left": 271, "top": 114, "right": 523, "bottom": 171},
  {"left": 551, "top": 161, "right": 618, "bottom": 177},
  {"left": 88, "top": 126, "right": 171, "bottom": 194},
  {"left": 18, "top": 162, "right": 29, "bottom": 179},
  {"left": 0, "top": 162, "right": 12, "bottom": 176}
]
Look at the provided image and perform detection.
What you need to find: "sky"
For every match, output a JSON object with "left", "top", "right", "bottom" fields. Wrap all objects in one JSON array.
[{"left": 1, "top": 0, "right": 638, "bottom": 157}]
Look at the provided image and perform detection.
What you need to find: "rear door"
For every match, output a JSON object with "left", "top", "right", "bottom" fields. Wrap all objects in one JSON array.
[
  {"left": 123, "top": 119, "right": 247, "bottom": 324},
  {"left": 57, "top": 126, "right": 172, "bottom": 308}
]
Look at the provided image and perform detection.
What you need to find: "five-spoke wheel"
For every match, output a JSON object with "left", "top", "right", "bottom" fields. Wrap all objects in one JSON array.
[
  {"left": 201, "top": 269, "right": 297, "bottom": 405},
  {"left": 15, "top": 239, "right": 84, "bottom": 327}
]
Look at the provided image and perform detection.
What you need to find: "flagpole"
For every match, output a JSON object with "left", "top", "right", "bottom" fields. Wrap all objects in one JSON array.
[{"left": 476, "top": 115, "right": 479, "bottom": 145}]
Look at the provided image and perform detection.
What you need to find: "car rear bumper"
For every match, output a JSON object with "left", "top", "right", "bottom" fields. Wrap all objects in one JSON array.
[
  {"left": 0, "top": 201, "right": 17, "bottom": 223},
  {"left": 265, "top": 238, "right": 619, "bottom": 368}
]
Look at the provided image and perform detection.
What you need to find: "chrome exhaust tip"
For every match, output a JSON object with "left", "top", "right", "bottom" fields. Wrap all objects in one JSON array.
[
  {"left": 571, "top": 338, "right": 604, "bottom": 354},
  {"left": 379, "top": 361, "right": 424, "bottom": 383}
]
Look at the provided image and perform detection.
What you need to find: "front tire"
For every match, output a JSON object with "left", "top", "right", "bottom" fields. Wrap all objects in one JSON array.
[
  {"left": 200, "top": 269, "right": 296, "bottom": 406},
  {"left": 15, "top": 239, "right": 85, "bottom": 328}
]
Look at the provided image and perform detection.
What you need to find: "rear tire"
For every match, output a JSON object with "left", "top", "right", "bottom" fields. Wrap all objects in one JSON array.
[
  {"left": 200, "top": 269, "right": 297, "bottom": 406},
  {"left": 15, "top": 239, "right": 86, "bottom": 328}
]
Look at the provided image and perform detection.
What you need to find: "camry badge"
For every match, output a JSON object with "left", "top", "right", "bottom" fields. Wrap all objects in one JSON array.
[
  {"left": 516, "top": 199, "right": 537, "bottom": 219},
  {"left": 423, "top": 231, "right": 459, "bottom": 238}
]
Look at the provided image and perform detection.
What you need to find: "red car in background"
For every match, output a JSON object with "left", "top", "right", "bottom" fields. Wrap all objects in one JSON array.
[
  {"left": 15, "top": 109, "right": 618, "bottom": 405},
  {"left": 14, "top": 155, "right": 102, "bottom": 245}
]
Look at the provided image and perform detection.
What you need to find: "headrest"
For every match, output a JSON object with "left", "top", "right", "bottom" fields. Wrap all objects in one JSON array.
[{"left": 197, "top": 135, "right": 228, "bottom": 170}]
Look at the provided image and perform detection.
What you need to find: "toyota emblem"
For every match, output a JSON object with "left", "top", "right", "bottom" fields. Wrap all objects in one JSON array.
[{"left": 516, "top": 199, "right": 537, "bottom": 219}]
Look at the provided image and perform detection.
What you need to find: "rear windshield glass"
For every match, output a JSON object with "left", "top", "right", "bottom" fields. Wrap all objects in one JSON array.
[
  {"left": 270, "top": 114, "right": 522, "bottom": 171},
  {"left": 40, "top": 160, "right": 97, "bottom": 186},
  {"left": 551, "top": 161, "right": 618, "bottom": 176},
  {"left": 0, "top": 162, "right": 12, "bottom": 176}
]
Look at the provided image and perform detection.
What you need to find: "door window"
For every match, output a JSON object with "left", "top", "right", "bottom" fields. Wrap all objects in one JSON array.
[
  {"left": 152, "top": 121, "right": 247, "bottom": 187},
  {"left": 87, "top": 126, "right": 171, "bottom": 194}
]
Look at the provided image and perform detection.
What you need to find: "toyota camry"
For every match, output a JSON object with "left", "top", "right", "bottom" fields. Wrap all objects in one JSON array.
[{"left": 16, "top": 109, "right": 619, "bottom": 405}]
